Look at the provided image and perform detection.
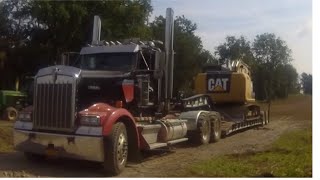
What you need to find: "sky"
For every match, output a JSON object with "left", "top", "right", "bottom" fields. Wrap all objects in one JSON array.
[{"left": 150, "top": 0, "right": 312, "bottom": 74}]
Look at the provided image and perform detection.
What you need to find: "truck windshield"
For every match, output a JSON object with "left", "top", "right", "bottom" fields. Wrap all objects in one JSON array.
[{"left": 77, "top": 53, "right": 136, "bottom": 71}]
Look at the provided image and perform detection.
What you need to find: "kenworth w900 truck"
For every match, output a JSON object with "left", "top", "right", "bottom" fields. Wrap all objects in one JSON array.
[{"left": 13, "top": 8, "right": 268, "bottom": 175}]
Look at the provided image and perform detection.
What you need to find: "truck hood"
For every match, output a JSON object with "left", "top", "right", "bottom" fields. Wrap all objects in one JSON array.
[{"left": 36, "top": 65, "right": 131, "bottom": 79}]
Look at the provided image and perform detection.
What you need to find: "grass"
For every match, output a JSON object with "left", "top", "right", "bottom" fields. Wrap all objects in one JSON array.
[
  {"left": 258, "top": 94, "right": 312, "bottom": 120},
  {"left": 271, "top": 94, "right": 311, "bottom": 105},
  {"left": 0, "top": 122, "right": 14, "bottom": 153},
  {"left": 186, "top": 129, "right": 312, "bottom": 177}
]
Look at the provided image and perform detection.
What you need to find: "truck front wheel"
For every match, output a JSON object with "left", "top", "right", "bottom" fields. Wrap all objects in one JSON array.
[{"left": 103, "top": 121, "right": 128, "bottom": 176}]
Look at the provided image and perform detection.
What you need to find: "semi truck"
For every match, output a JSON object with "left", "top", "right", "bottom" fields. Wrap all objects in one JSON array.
[{"left": 13, "top": 8, "right": 268, "bottom": 175}]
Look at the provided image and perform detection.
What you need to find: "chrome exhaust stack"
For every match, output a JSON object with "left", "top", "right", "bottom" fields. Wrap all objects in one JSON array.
[
  {"left": 164, "top": 8, "right": 174, "bottom": 111},
  {"left": 91, "top": 15, "right": 101, "bottom": 45}
]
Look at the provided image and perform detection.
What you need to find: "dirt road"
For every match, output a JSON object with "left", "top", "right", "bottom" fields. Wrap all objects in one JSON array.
[{"left": 0, "top": 95, "right": 312, "bottom": 177}]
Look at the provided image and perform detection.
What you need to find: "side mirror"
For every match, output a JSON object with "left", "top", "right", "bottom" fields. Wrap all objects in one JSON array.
[{"left": 153, "top": 51, "right": 165, "bottom": 79}]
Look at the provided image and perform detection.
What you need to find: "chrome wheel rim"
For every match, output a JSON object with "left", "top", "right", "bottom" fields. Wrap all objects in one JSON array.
[
  {"left": 201, "top": 120, "right": 210, "bottom": 141},
  {"left": 214, "top": 120, "right": 220, "bottom": 136},
  {"left": 117, "top": 132, "right": 128, "bottom": 165}
]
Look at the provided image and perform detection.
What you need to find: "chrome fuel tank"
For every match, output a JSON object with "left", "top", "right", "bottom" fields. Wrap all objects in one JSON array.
[{"left": 157, "top": 119, "right": 187, "bottom": 142}]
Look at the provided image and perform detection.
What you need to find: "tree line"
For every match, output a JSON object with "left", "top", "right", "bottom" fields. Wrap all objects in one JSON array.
[
  {"left": 301, "top": 73, "right": 312, "bottom": 95},
  {"left": 215, "top": 34, "right": 298, "bottom": 100},
  {"left": 0, "top": 0, "right": 311, "bottom": 99},
  {"left": 215, "top": 34, "right": 312, "bottom": 99}
]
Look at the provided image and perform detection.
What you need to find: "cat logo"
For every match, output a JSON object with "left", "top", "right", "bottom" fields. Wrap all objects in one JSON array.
[{"left": 207, "top": 73, "right": 231, "bottom": 93}]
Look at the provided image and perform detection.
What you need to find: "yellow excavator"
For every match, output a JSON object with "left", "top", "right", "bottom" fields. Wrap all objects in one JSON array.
[
  {"left": 181, "top": 60, "right": 269, "bottom": 136},
  {"left": 195, "top": 60, "right": 255, "bottom": 103}
]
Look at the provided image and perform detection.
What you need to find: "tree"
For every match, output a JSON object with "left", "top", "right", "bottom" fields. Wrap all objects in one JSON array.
[
  {"left": 0, "top": 0, "right": 31, "bottom": 48},
  {"left": 0, "top": 0, "right": 153, "bottom": 89},
  {"left": 252, "top": 33, "right": 293, "bottom": 100},
  {"left": 273, "top": 64, "right": 299, "bottom": 98},
  {"left": 301, "top": 73, "right": 312, "bottom": 95},
  {"left": 253, "top": 33, "right": 292, "bottom": 67},
  {"left": 0, "top": 0, "right": 33, "bottom": 89},
  {"left": 215, "top": 36, "right": 254, "bottom": 67},
  {"left": 150, "top": 15, "right": 214, "bottom": 95},
  {"left": 214, "top": 33, "right": 298, "bottom": 100},
  {"left": 1, "top": 0, "right": 213, "bottom": 94},
  {"left": 28, "top": 0, "right": 152, "bottom": 63}
]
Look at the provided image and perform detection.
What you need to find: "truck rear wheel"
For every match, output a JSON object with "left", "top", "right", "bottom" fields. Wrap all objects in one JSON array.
[
  {"left": 189, "top": 112, "right": 211, "bottom": 145},
  {"left": 209, "top": 112, "right": 221, "bottom": 142},
  {"left": 4, "top": 107, "right": 18, "bottom": 121},
  {"left": 103, "top": 122, "right": 128, "bottom": 176}
]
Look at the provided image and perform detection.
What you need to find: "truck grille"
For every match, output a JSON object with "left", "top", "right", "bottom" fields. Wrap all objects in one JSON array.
[{"left": 33, "top": 82, "right": 75, "bottom": 131}]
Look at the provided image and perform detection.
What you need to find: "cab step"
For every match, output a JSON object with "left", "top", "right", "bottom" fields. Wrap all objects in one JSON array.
[{"left": 148, "top": 138, "right": 189, "bottom": 150}]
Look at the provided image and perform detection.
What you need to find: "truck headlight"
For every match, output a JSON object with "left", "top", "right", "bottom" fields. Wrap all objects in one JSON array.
[
  {"left": 80, "top": 115, "right": 101, "bottom": 126},
  {"left": 18, "top": 112, "right": 32, "bottom": 121}
]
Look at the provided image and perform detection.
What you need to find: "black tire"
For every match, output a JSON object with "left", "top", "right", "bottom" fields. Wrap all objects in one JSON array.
[
  {"left": 209, "top": 112, "right": 221, "bottom": 142},
  {"left": 189, "top": 112, "right": 211, "bottom": 145},
  {"left": 103, "top": 122, "right": 128, "bottom": 176},
  {"left": 24, "top": 152, "right": 45, "bottom": 162},
  {"left": 4, "top": 107, "right": 18, "bottom": 121}
]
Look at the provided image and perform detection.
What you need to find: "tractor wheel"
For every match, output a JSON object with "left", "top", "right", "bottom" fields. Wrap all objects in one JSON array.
[
  {"left": 209, "top": 112, "right": 221, "bottom": 143},
  {"left": 189, "top": 112, "right": 211, "bottom": 145},
  {"left": 4, "top": 107, "right": 18, "bottom": 121},
  {"left": 103, "top": 122, "right": 128, "bottom": 176}
]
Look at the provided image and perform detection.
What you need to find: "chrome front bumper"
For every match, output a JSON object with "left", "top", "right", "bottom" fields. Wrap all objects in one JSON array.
[{"left": 14, "top": 129, "right": 104, "bottom": 162}]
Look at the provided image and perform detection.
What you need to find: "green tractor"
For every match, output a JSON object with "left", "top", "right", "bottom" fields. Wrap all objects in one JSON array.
[
  {"left": 0, "top": 90, "right": 27, "bottom": 121},
  {"left": 0, "top": 76, "right": 33, "bottom": 121}
]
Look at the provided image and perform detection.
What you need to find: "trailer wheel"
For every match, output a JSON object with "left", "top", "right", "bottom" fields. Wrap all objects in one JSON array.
[
  {"left": 4, "top": 107, "right": 18, "bottom": 121},
  {"left": 189, "top": 112, "right": 211, "bottom": 145},
  {"left": 260, "top": 111, "right": 268, "bottom": 125},
  {"left": 209, "top": 112, "right": 221, "bottom": 142},
  {"left": 103, "top": 122, "right": 128, "bottom": 176},
  {"left": 265, "top": 110, "right": 270, "bottom": 124}
]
